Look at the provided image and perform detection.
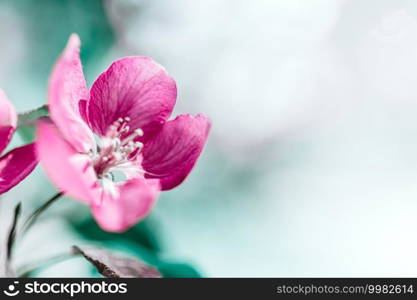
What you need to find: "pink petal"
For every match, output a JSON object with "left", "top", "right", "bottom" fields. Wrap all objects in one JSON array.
[
  {"left": 36, "top": 118, "right": 100, "bottom": 204},
  {"left": 0, "top": 89, "right": 17, "bottom": 154},
  {"left": 91, "top": 178, "right": 160, "bottom": 232},
  {"left": 48, "top": 34, "right": 95, "bottom": 153},
  {"left": 142, "top": 114, "right": 211, "bottom": 190},
  {"left": 0, "top": 143, "right": 37, "bottom": 194},
  {"left": 78, "top": 99, "right": 89, "bottom": 123},
  {"left": 87, "top": 57, "right": 177, "bottom": 141}
]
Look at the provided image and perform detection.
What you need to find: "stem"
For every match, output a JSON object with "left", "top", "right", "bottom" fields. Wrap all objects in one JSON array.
[
  {"left": 17, "top": 252, "right": 75, "bottom": 278},
  {"left": 21, "top": 192, "right": 63, "bottom": 234},
  {"left": 6, "top": 203, "right": 22, "bottom": 260}
]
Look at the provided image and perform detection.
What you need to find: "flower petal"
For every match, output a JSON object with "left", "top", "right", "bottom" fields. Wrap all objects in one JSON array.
[
  {"left": 78, "top": 99, "right": 89, "bottom": 123},
  {"left": 0, "top": 143, "right": 37, "bottom": 194},
  {"left": 48, "top": 34, "right": 94, "bottom": 153},
  {"left": 36, "top": 118, "right": 99, "bottom": 204},
  {"left": 142, "top": 114, "right": 211, "bottom": 190},
  {"left": 91, "top": 178, "right": 160, "bottom": 232},
  {"left": 88, "top": 56, "right": 177, "bottom": 141},
  {"left": 0, "top": 89, "right": 17, "bottom": 154}
]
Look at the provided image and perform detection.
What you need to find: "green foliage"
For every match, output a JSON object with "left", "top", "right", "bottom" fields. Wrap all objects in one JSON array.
[
  {"left": 10, "top": 0, "right": 114, "bottom": 83},
  {"left": 16, "top": 105, "right": 48, "bottom": 143},
  {"left": 158, "top": 262, "right": 202, "bottom": 278},
  {"left": 74, "top": 217, "right": 161, "bottom": 254},
  {"left": 73, "top": 218, "right": 202, "bottom": 278}
]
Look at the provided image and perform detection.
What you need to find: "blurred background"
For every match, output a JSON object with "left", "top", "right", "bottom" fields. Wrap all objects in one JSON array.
[{"left": 1, "top": 0, "right": 417, "bottom": 277}]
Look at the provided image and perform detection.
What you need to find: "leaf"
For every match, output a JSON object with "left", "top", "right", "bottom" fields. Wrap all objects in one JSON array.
[
  {"left": 21, "top": 192, "right": 63, "bottom": 235},
  {"left": 73, "top": 218, "right": 161, "bottom": 253},
  {"left": 0, "top": 203, "right": 22, "bottom": 277},
  {"left": 16, "top": 105, "right": 49, "bottom": 142},
  {"left": 72, "top": 246, "right": 161, "bottom": 278},
  {"left": 158, "top": 262, "right": 202, "bottom": 278},
  {"left": 71, "top": 218, "right": 203, "bottom": 277},
  {"left": 7, "top": 203, "right": 22, "bottom": 260}
]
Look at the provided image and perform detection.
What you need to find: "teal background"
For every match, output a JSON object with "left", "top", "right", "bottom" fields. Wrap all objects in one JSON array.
[{"left": 1, "top": 0, "right": 417, "bottom": 277}]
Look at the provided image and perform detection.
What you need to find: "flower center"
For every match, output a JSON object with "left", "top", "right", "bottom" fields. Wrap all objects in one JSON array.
[{"left": 91, "top": 117, "right": 144, "bottom": 183}]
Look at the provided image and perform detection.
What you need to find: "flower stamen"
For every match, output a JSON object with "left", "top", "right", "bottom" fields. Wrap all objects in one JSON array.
[{"left": 91, "top": 117, "right": 144, "bottom": 182}]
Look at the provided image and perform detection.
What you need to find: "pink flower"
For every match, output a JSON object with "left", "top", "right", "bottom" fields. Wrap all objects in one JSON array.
[
  {"left": 36, "top": 34, "right": 211, "bottom": 232},
  {"left": 0, "top": 90, "right": 37, "bottom": 194}
]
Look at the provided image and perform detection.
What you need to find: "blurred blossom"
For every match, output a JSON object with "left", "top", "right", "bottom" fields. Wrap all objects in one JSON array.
[
  {"left": 0, "top": 3, "right": 27, "bottom": 94},
  {"left": 356, "top": 8, "right": 417, "bottom": 103},
  {"left": 105, "top": 0, "right": 347, "bottom": 159},
  {"left": 0, "top": 90, "right": 37, "bottom": 194},
  {"left": 103, "top": 0, "right": 417, "bottom": 277}
]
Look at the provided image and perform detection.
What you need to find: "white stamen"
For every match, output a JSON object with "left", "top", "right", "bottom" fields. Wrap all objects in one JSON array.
[
  {"left": 135, "top": 128, "right": 144, "bottom": 136},
  {"left": 134, "top": 142, "right": 143, "bottom": 148},
  {"left": 92, "top": 117, "right": 145, "bottom": 183},
  {"left": 101, "top": 176, "right": 118, "bottom": 197}
]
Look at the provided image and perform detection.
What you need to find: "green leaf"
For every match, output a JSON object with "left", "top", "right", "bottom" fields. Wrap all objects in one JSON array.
[
  {"left": 16, "top": 105, "right": 49, "bottom": 143},
  {"left": 71, "top": 217, "right": 203, "bottom": 277},
  {"left": 73, "top": 217, "right": 161, "bottom": 253},
  {"left": 157, "top": 262, "right": 202, "bottom": 278},
  {"left": 1, "top": 203, "right": 22, "bottom": 277},
  {"left": 7, "top": 203, "right": 22, "bottom": 260}
]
